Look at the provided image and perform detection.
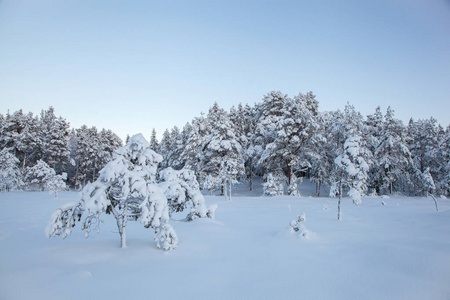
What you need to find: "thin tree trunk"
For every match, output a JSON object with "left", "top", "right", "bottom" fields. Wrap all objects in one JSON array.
[
  {"left": 286, "top": 159, "right": 292, "bottom": 185},
  {"left": 249, "top": 159, "right": 253, "bottom": 191},
  {"left": 318, "top": 182, "right": 321, "bottom": 197},
  {"left": 229, "top": 181, "right": 232, "bottom": 201},
  {"left": 110, "top": 204, "right": 127, "bottom": 248},
  {"left": 337, "top": 180, "right": 342, "bottom": 220},
  {"left": 121, "top": 202, "right": 128, "bottom": 248}
]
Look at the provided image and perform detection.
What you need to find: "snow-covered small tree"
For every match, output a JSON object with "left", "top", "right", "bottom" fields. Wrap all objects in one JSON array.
[
  {"left": 46, "top": 134, "right": 178, "bottom": 250},
  {"left": 201, "top": 174, "right": 220, "bottom": 195},
  {"left": 263, "top": 173, "right": 283, "bottom": 196},
  {"left": 0, "top": 148, "right": 23, "bottom": 192},
  {"left": 159, "top": 167, "right": 216, "bottom": 220},
  {"left": 26, "top": 160, "right": 67, "bottom": 196},
  {"left": 331, "top": 135, "right": 370, "bottom": 220},
  {"left": 417, "top": 167, "right": 436, "bottom": 196},
  {"left": 287, "top": 173, "right": 302, "bottom": 196}
]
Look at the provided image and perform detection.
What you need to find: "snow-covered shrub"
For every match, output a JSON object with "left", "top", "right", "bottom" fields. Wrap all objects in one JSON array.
[
  {"left": 158, "top": 167, "right": 216, "bottom": 221},
  {"left": 417, "top": 167, "right": 436, "bottom": 196},
  {"left": 287, "top": 174, "right": 302, "bottom": 196},
  {"left": 263, "top": 173, "right": 283, "bottom": 196},
  {"left": 0, "top": 148, "right": 23, "bottom": 192},
  {"left": 46, "top": 134, "right": 178, "bottom": 250},
  {"left": 201, "top": 174, "right": 220, "bottom": 195},
  {"left": 26, "top": 160, "right": 67, "bottom": 197},
  {"left": 290, "top": 213, "right": 312, "bottom": 239}
]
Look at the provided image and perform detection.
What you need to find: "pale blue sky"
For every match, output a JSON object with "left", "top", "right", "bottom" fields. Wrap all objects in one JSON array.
[{"left": 1, "top": 0, "right": 449, "bottom": 141}]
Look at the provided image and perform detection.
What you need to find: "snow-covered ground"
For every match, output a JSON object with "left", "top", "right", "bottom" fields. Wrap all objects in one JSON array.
[{"left": 1, "top": 181, "right": 450, "bottom": 300}]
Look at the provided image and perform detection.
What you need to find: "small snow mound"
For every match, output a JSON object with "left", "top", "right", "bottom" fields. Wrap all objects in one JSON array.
[
  {"left": 440, "top": 195, "right": 447, "bottom": 199},
  {"left": 381, "top": 195, "right": 390, "bottom": 199},
  {"left": 289, "top": 213, "right": 316, "bottom": 240},
  {"left": 297, "top": 229, "right": 317, "bottom": 240}
]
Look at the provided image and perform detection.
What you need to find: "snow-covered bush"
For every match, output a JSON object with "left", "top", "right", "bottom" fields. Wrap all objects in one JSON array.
[
  {"left": 0, "top": 148, "right": 23, "bottom": 192},
  {"left": 46, "top": 134, "right": 178, "bottom": 250},
  {"left": 158, "top": 167, "right": 216, "bottom": 221},
  {"left": 287, "top": 174, "right": 302, "bottom": 196},
  {"left": 26, "top": 160, "right": 67, "bottom": 197},
  {"left": 201, "top": 174, "right": 220, "bottom": 195},
  {"left": 290, "top": 213, "right": 312, "bottom": 239},
  {"left": 263, "top": 173, "right": 284, "bottom": 196}
]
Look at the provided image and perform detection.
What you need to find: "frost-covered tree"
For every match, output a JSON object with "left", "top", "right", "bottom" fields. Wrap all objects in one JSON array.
[
  {"left": 253, "top": 91, "right": 319, "bottom": 185},
  {"left": 287, "top": 173, "right": 302, "bottom": 196},
  {"left": 418, "top": 167, "right": 436, "bottom": 196},
  {"left": 371, "top": 107, "right": 413, "bottom": 194},
  {"left": 40, "top": 107, "right": 71, "bottom": 173},
  {"left": 0, "top": 148, "right": 23, "bottom": 191},
  {"left": 198, "top": 103, "right": 245, "bottom": 200},
  {"left": 263, "top": 172, "right": 284, "bottom": 196},
  {"left": 309, "top": 111, "right": 338, "bottom": 196},
  {"left": 25, "top": 159, "right": 67, "bottom": 196},
  {"left": 201, "top": 174, "right": 220, "bottom": 195},
  {"left": 46, "top": 134, "right": 178, "bottom": 250},
  {"left": 150, "top": 128, "right": 159, "bottom": 150},
  {"left": 0, "top": 110, "right": 42, "bottom": 169},
  {"left": 181, "top": 114, "right": 210, "bottom": 173},
  {"left": 75, "top": 126, "right": 100, "bottom": 187},
  {"left": 331, "top": 136, "right": 370, "bottom": 220},
  {"left": 158, "top": 167, "right": 216, "bottom": 220}
]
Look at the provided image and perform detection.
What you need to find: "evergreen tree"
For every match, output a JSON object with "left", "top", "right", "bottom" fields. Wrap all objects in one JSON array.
[
  {"left": 253, "top": 91, "right": 319, "bottom": 185},
  {"left": 46, "top": 134, "right": 178, "bottom": 250},
  {"left": 331, "top": 135, "right": 370, "bottom": 220},
  {"left": 372, "top": 107, "right": 413, "bottom": 194},
  {"left": 150, "top": 128, "right": 159, "bottom": 150},
  {"left": 25, "top": 160, "right": 67, "bottom": 196},
  {"left": 198, "top": 103, "right": 245, "bottom": 200},
  {"left": 0, "top": 148, "right": 23, "bottom": 191}
]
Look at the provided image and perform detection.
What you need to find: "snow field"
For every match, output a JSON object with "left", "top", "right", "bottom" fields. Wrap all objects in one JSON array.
[{"left": 1, "top": 190, "right": 450, "bottom": 300}]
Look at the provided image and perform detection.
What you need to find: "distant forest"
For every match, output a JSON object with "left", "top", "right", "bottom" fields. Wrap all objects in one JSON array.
[{"left": 1, "top": 91, "right": 449, "bottom": 197}]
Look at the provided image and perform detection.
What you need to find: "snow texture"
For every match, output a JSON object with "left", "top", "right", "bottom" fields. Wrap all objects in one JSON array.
[{"left": 1, "top": 184, "right": 450, "bottom": 300}]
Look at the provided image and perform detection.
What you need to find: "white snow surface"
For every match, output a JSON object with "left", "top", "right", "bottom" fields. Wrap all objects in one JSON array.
[{"left": 1, "top": 182, "right": 450, "bottom": 300}]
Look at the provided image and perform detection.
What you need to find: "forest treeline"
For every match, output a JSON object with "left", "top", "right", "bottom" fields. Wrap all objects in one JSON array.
[{"left": 1, "top": 91, "right": 449, "bottom": 197}]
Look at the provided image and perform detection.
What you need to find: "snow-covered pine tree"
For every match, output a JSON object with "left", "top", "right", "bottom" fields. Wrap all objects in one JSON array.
[
  {"left": 287, "top": 173, "right": 302, "bottom": 196},
  {"left": 331, "top": 135, "right": 370, "bottom": 220},
  {"left": 408, "top": 118, "right": 441, "bottom": 195},
  {"left": 198, "top": 103, "right": 245, "bottom": 200},
  {"left": 158, "top": 167, "right": 216, "bottom": 220},
  {"left": 157, "top": 129, "right": 171, "bottom": 170},
  {"left": 201, "top": 174, "right": 220, "bottom": 195},
  {"left": 253, "top": 91, "right": 319, "bottom": 185},
  {"left": 150, "top": 128, "right": 159, "bottom": 150},
  {"left": 0, "top": 110, "right": 42, "bottom": 170},
  {"left": 373, "top": 107, "right": 413, "bottom": 195},
  {"left": 180, "top": 114, "right": 210, "bottom": 174},
  {"left": 40, "top": 107, "right": 71, "bottom": 174},
  {"left": 263, "top": 172, "right": 283, "bottom": 196},
  {"left": 0, "top": 148, "right": 24, "bottom": 191},
  {"left": 46, "top": 134, "right": 178, "bottom": 250},
  {"left": 98, "top": 128, "right": 122, "bottom": 169},
  {"left": 25, "top": 159, "right": 67, "bottom": 196},
  {"left": 167, "top": 126, "right": 185, "bottom": 170},
  {"left": 309, "top": 111, "right": 337, "bottom": 196},
  {"left": 75, "top": 125, "right": 100, "bottom": 187},
  {"left": 416, "top": 167, "right": 436, "bottom": 196}
]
